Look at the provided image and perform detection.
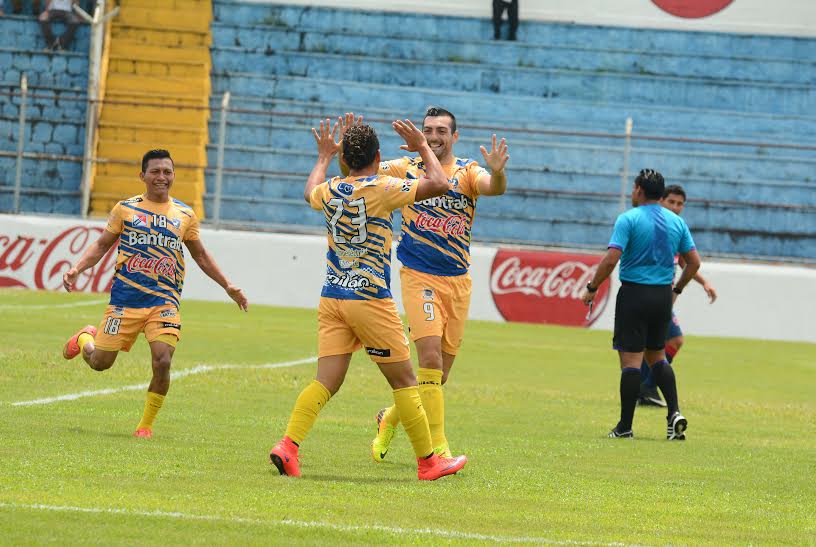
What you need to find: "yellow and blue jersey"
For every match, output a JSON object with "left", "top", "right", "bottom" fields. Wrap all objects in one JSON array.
[
  {"left": 105, "top": 194, "right": 200, "bottom": 309},
  {"left": 310, "top": 174, "right": 418, "bottom": 300},
  {"left": 380, "top": 156, "right": 487, "bottom": 276}
]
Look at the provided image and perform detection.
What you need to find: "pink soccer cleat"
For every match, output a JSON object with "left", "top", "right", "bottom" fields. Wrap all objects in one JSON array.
[
  {"left": 62, "top": 325, "right": 97, "bottom": 360},
  {"left": 269, "top": 436, "right": 301, "bottom": 477},
  {"left": 134, "top": 428, "right": 153, "bottom": 439}
]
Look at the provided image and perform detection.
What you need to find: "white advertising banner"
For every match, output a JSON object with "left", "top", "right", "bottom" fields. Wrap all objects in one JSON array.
[
  {"left": 1, "top": 214, "right": 814, "bottom": 344},
  {"left": 246, "top": 0, "right": 816, "bottom": 37}
]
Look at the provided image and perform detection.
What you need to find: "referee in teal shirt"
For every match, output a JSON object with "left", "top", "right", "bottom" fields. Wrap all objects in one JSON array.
[{"left": 582, "top": 169, "right": 701, "bottom": 440}]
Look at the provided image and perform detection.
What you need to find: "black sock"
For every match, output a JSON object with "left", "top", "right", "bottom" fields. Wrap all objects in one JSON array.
[
  {"left": 618, "top": 367, "right": 641, "bottom": 432},
  {"left": 651, "top": 360, "right": 679, "bottom": 416}
]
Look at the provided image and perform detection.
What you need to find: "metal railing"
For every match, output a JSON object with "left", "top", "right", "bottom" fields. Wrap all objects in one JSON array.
[{"left": 1, "top": 82, "right": 815, "bottom": 261}]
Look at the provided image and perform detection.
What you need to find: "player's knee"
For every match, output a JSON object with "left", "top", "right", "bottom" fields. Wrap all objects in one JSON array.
[
  {"left": 89, "top": 352, "right": 115, "bottom": 371},
  {"left": 672, "top": 336, "right": 684, "bottom": 350},
  {"left": 151, "top": 353, "right": 172, "bottom": 376}
]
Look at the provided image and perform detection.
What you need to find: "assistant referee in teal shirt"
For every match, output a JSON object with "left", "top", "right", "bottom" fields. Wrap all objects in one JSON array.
[{"left": 582, "top": 169, "right": 701, "bottom": 440}]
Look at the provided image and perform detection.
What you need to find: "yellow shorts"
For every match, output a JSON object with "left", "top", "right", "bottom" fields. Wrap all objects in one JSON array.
[
  {"left": 400, "top": 267, "right": 472, "bottom": 355},
  {"left": 318, "top": 297, "right": 410, "bottom": 364},
  {"left": 93, "top": 304, "right": 181, "bottom": 352}
]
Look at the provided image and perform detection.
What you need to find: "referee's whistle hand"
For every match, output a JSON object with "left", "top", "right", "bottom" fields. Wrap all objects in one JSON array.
[{"left": 581, "top": 290, "right": 595, "bottom": 306}]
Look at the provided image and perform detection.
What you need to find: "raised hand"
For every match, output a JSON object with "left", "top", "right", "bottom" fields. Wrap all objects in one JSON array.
[
  {"left": 393, "top": 119, "right": 426, "bottom": 152},
  {"left": 311, "top": 118, "right": 340, "bottom": 159},
  {"left": 339, "top": 112, "right": 363, "bottom": 139},
  {"left": 479, "top": 134, "right": 510, "bottom": 173}
]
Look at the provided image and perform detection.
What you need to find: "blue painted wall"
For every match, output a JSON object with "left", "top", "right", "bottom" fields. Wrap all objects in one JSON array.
[
  {"left": 205, "top": 2, "right": 815, "bottom": 260},
  {"left": 0, "top": 11, "right": 90, "bottom": 215}
]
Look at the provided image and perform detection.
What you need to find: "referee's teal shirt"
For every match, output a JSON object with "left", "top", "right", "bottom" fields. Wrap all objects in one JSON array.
[{"left": 608, "top": 204, "right": 695, "bottom": 285}]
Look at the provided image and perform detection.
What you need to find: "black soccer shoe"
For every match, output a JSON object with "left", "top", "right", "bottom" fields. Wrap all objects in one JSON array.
[
  {"left": 638, "top": 385, "right": 667, "bottom": 408},
  {"left": 667, "top": 411, "right": 688, "bottom": 440}
]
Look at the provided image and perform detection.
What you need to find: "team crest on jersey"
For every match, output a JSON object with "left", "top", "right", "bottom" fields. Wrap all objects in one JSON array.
[
  {"left": 132, "top": 214, "right": 148, "bottom": 228},
  {"left": 422, "top": 289, "right": 434, "bottom": 301},
  {"left": 450, "top": 177, "right": 460, "bottom": 188},
  {"left": 337, "top": 182, "right": 354, "bottom": 196},
  {"left": 168, "top": 218, "right": 181, "bottom": 228}
]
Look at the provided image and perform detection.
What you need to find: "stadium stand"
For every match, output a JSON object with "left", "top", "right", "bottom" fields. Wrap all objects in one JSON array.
[
  {"left": 0, "top": 6, "right": 90, "bottom": 215},
  {"left": 206, "top": 1, "right": 815, "bottom": 260}
]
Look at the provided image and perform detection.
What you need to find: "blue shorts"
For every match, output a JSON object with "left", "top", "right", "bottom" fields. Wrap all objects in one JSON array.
[{"left": 667, "top": 312, "right": 683, "bottom": 340}]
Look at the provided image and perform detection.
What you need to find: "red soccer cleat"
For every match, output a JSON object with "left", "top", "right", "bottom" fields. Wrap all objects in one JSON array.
[
  {"left": 134, "top": 428, "right": 152, "bottom": 439},
  {"left": 269, "top": 436, "right": 301, "bottom": 477},
  {"left": 62, "top": 325, "right": 97, "bottom": 360},
  {"left": 417, "top": 453, "right": 468, "bottom": 481}
]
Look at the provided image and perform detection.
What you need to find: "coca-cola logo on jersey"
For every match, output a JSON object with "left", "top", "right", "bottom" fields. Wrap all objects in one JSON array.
[
  {"left": 415, "top": 212, "right": 468, "bottom": 236},
  {"left": 126, "top": 254, "right": 177, "bottom": 278},
  {"left": 0, "top": 226, "right": 116, "bottom": 292},
  {"left": 489, "top": 249, "right": 610, "bottom": 327}
]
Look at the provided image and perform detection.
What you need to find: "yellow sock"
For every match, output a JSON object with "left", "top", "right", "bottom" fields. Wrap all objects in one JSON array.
[
  {"left": 417, "top": 368, "right": 446, "bottom": 450},
  {"left": 77, "top": 332, "right": 94, "bottom": 353},
  {"left": 284, "top": 380, "right": 331, "bottom": 445},
  {"left": 392, "top": 386, "right": 432, "bottom": 458},
  {"left": 136, "top": 392, "right": 165, "bottom": 431},
  {"left": 381, "top": 404, "right": 400, "bottom": 428}
]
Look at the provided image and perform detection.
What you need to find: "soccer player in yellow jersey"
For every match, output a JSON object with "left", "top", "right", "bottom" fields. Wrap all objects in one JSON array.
[
  {"left": 61, "top": 149, "right": 248, "bottom": 438},
  {"left": 269, "top": 118, "right": 468, "bottom": 481},
  {"left": 340, "top": 108, "right": 509, "bottom": 460}
]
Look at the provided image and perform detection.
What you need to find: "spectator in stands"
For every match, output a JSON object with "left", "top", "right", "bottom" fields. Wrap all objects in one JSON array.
[
  {"left": 39, "top": 0, "right": 79, "bottom": 51},
  {"left": 492, "top": 0, "right": 518, "bottom": 41},
  {"left": 10, "top": 0, "right": 42, "bottom": 15}
]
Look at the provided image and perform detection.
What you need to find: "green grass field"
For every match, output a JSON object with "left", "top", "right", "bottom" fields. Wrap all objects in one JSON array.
[{"left": 0, "top": 288, "right": 814, "bottom": 545}]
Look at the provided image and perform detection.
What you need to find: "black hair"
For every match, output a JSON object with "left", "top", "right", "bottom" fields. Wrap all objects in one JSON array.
[
  {"left": 663, "top": 184, "right": 687, "bottom": 201},
  {"left": 634, "top": 169, "right": 665, "bottom": 200},
  {"left": 141, "top": 149, "right": 174, "bottom": 173},
  {"left": 423, "top": 106, "right": 457, "bottom": 133},
  {"left": 342, "top": 124, "right": 379, "bottom": 170}
]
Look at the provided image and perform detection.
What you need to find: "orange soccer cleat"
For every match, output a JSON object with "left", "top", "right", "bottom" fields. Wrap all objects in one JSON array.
[
  {"left": 133, "top": 428, "right": 152, "bottom": 439},
  {"left": 269, "top": 436, "right": 301, "bottom": 477},
  {"left": 62, "top": 325, "right": 97, "bottom": 360},
  {"left": 417, "top": 453, "right": 467, "bottom": 481}
]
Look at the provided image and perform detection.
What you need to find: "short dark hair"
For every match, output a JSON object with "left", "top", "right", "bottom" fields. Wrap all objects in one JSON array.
[
  {"left": 663, "top": 184, "right": 687, "bottom": 201},
  {"left": 423, "top": 106, "right": 457, "bottom": 133},
  {"left": 141, "top": 149, "right": 174, "bottom": 173},
  {"left": 342, "top": 124, "right": 379, "bottom": 170},
  {"left": 635, "top": 169, "right": 665, "bottom": 200}
]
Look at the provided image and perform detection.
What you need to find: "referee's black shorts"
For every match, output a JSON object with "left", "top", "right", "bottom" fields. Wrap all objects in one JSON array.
[{"left": 613, "top": 282, "right": 673, "bottom": 352}]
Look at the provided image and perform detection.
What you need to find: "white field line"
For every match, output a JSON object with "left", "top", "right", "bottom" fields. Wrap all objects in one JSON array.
[
  {"left": 0, "top": 299, "right": 108, "bottom": 310},
  {"left": 0, "top": 502, "right": 629, "bottom": 546},
  {"left": 10, "top": 357, "right": 316, "bottom": 407}
]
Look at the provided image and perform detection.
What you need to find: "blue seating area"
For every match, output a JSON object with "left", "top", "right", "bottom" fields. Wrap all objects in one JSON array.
[
  {"left": 0, "top": 10, "right": 90, "bottom": 215},
  {"left": 205, "top": 2, "right": 816, "bottom": 260}
]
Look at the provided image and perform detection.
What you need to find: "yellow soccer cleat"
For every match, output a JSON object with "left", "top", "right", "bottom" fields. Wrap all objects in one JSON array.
[{"left": 371, "top": 407, "right": 396, "bottom": 463}]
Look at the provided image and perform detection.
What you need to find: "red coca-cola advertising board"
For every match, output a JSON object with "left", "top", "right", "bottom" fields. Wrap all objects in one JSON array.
[
  {"left": 489, "top": 249, "right": 611, "bottom": 327},
  {"left": 0, "top": 221, "right": 116, "bottom": 293}
]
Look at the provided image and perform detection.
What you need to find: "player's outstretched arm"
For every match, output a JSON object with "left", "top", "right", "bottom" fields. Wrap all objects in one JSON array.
[
  {"left": 304, "top": 118, "right": 340, "bottom": 203},
  {"left": 477, "top": 134, "right": 510, "bottom": 196},
  {"left": 184, "top": 239, "right": 248, "bottom": 312},
  {"left": 63, "top": 229, "right": 118, "bottom": 292},
  {"left": 393, "top": 119, "right": 447, "bottom": 201},
  {"left": 581, "top": 247, "right": 621, "bottom": 305},
  {"left": 336, "top": 112, "right": 363, "bottom": 177}
]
